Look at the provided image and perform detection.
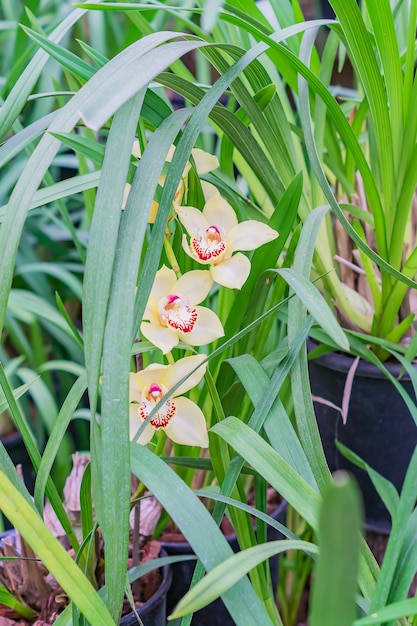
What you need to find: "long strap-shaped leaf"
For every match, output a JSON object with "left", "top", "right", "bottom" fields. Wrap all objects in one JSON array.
[
  {"left": 298, "top": 27, "right": 417, "bottom": 291},
  {"left": 0, "top": 6, "right": 87, "bottom": 139},
  {"left": 0, "top": 32, "right": 205, "bottom": 338},
  {"left": 130, "top": 444, "right": 275, "bottom": 626},
  {"left": 309, "top": 474, "right": 362, "bottom": 626},
  {"left": 172, "top": 539, "right": 319, "bottom": 619},
  {"left": 0, "top": 470, "right": 115, "bottom": 626},
  {"left": 95, "top": 107, "right": 192, "bottom": 622}
]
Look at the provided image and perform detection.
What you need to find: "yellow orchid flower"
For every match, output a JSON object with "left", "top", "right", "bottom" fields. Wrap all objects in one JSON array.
[
  {"left": 176, "top": 191, "right": 279, "bottom": 289},
  {"left": 129, "top": 354, "right": 208, "bottom": 447},
  {"left": 140, "top": 265, "right": 224, "bottom": 354},
  {"left": 122, "top": 144, "right": 219, "bottom": 222}
]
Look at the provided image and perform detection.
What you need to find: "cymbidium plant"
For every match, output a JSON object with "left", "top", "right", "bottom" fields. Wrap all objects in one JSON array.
[{"left": 3, "top": 2, "right": 417, "bottom": 626}]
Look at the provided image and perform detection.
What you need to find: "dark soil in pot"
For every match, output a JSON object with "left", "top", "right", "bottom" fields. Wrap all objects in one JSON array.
[
  {"left": 161, "top": 496, "right": 287, "bottom": 626},
  {"left": 0, "top": 531, "right": 171, "bottom": 626},
  {"left": 308, "top": 342, "right": 417, "bottom": 533}
]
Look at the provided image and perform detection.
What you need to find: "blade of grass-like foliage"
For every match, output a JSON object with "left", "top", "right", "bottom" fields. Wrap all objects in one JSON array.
[
  {"left": 0, "top": 6, "right": 86, "bottom": 139},
  {"left": 0, "top": 471, "right": 115, "bottom": 626},
  {"left": 336, "top": 441, "right": 399, "bottom": 519},
  {"left": 354, "top": 599, "right": 417, "bottom": 625},
  {"left": 287, "top": 205, "right": 333, "bottom": 490},
  {"left": 0, "top": 441, "right": 35, "bottom": 509},
  {"left": 277, "top": 267, "right": 348, "bottom": 350},
  {"left": 0, "top": 379, "right": 38, "bottom": 414},
  {"left": 83, "top": 92, "right": 144, "bottom": 416},
  {"left": 20, "top": 24, "right": 96, "bottom": 82},
  {"left": 0, "top": 585, "right": 37, "bottom": 619},
  {"left": 370, "top": 448, "right": 417, "bottom": 612},
  {"left": 0, "top": 111, "right": 56, "bottom": 167},
  {"left": 195, "top": 489, "right": 298, "bottom": 540},
  {"left": 0, "top": 32, "right": 205, "bottom": 339},
  {"left": 8, "top": 290, "right": 81, "bottom": 348},
  {"left": 172, "top": 539, "right": 318, "bottom": 618},
  {"left": 309, "top": 472, "right": 362, "bottom": 626},
  {"left": 201, "top": 0, "right": 225, "bottom": 33},
  {"left": 90, "top": 107, "right": 192, "bottom": 622},
  {"left": 211, "top": 417, "right": 321, "bottom": 529},
  {"left": 0, "top": 172, "right": 101, "bottom": 222},
  {"left": 297, "top": 27, "right": 417, "bottom": 291},
  {"left": 226, "top": 354, "right": 317, "bottom": 488},
  {"left": 0, "top": 364, "right": 78, "bottom": 551},
  {"left": 15, "top": 263, "right": 83, "bottom": 300},
  {"left": 55, "top": 293, "right": 84, "bottom": 349},
  {"left": 34, "top": 374, "right": 87, "bottom": 513},
  {"left": 130, "top": 444, "right": 275, "bottom": 626},
  {"left": 389, "top": 508, "right": 417, "bottom": 603},
  {"left": 212, "top": 416, "right": 377, "bottom": 602},
  {"left": 329, "top": 0, "right": 395, "bottom": 232}
]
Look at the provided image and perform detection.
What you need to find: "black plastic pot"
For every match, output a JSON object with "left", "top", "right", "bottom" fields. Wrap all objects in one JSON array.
[
  {"left": 162, "top": 499, "right": 287, "bottom": 626},
  {"left": 120, "top": 553, "right": 172, "bottom": 626},
  {"left": 308, "top": 344, "right": 417, "bottom": 533}
]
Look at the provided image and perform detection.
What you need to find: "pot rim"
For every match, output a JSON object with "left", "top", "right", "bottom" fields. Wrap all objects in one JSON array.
[{"left": 307, "top": 338, "right": 415, "bottom": 381}]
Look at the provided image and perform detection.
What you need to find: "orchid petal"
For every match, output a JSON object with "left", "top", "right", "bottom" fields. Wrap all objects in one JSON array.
[
  {"left": 148, "top": 199, "right": 159, "bottom": 224},
  {"left": 130, "top": 364, "right": 166, "bottom": 394},
  {"left": 211, "top": 253, "right": 251, "bottom": 289},
  {"left": 203, "top": 193, "right": 238, "bottom": 235},
  {"left": 176, "top": 206, "right": 209, "bottom": 236},
  {"left": 149, "top": 265, "right": 177, "bottom": 302},
  {"left": 201, "top": 181, "right": 219, "bottom": 202},
  {"left": 163, "top": 354, "right": 206, "bottom": 397},
  {"left": 143, "top": 299, "right": 159, "bottom": 325},
  {"left": 191, "top": 148, "right": 219, "bottom": 175},
  {"left": 174, "top": 270, "right": 213, "bottom": 304},
  {"left": 140, "top": 321, "right": 179, "bottom": 354},
  {"left": 122, "top": 183, "right": 131, "bottom": 210},
  {"left": 129, "top": 373, "right": 143, "bottom": 403},
  {"left": 136, "top": 423, "right": 155, "bottom": 445},
  {"left": 227, "top": 221, "right": 278, "bottom": 253},
  {"left": 179, "top": 306, "right": 224, "bottom": 346},
  {"left": 165, "top": 396, "right": 209, "bottom": 447},
  {"left": 131, "top": 140, "right": 141, "bottom": 158}
]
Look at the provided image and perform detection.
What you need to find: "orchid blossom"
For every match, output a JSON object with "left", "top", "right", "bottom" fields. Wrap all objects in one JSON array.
[
  {"left": 140, "top": 266, "right": 224, "bottom": 354},
  {"left": 123, "top": 144, "right": 219, "bottom": 222},
  {"left": 176, "top": 191, "right": 279, "bottom": 289},
  {"left": 129, "top": 354, "right": 208, "bottom": 447}
]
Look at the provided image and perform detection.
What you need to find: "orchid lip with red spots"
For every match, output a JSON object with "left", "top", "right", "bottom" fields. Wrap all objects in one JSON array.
[{"left": 129, "top": 355, "right": 208, "bottom": 447}]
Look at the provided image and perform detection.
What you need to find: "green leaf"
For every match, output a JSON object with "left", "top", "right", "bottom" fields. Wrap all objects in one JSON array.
[
  {"left": 0, "top": 471, "right": 114, "bottom": 626},
  {"left": 336, "top": 441, "right": 399, "bottom": 519},
  {"left": 172, "top": 539, "right": 318, "bottom": 618},
  {"left": 0, "top": 585, "right": 36, "bottom": 619},
  {"left": 354, "top": 598, "right": 417, "bottom": 625},
  {"left": 20, "top": 24, "right": 95, "bottom": 81},
  {"left": 276, "top": 267, "right": 349, "bottom": 351},
  {"left": 211, "top": 416, "right": 321, "bottom": 529},
  {"left": 309, "top": 472, "right": 363, "bottom": 626},
  {"left": 130, "top": 444, "right": 275, "bottom": 626},
  {"left": 0, "top": 7, "right": 87, "bottom": 139}
]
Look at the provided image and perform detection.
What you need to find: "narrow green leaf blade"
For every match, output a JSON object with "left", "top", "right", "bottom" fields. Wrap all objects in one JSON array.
[{"left": 309, "top": 472, "right": 363, "bottom": 626}]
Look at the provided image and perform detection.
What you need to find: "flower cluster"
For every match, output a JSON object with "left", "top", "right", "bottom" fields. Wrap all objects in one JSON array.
[{"left": 129, "top": 148, "right": 278, "bottom": 448}]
